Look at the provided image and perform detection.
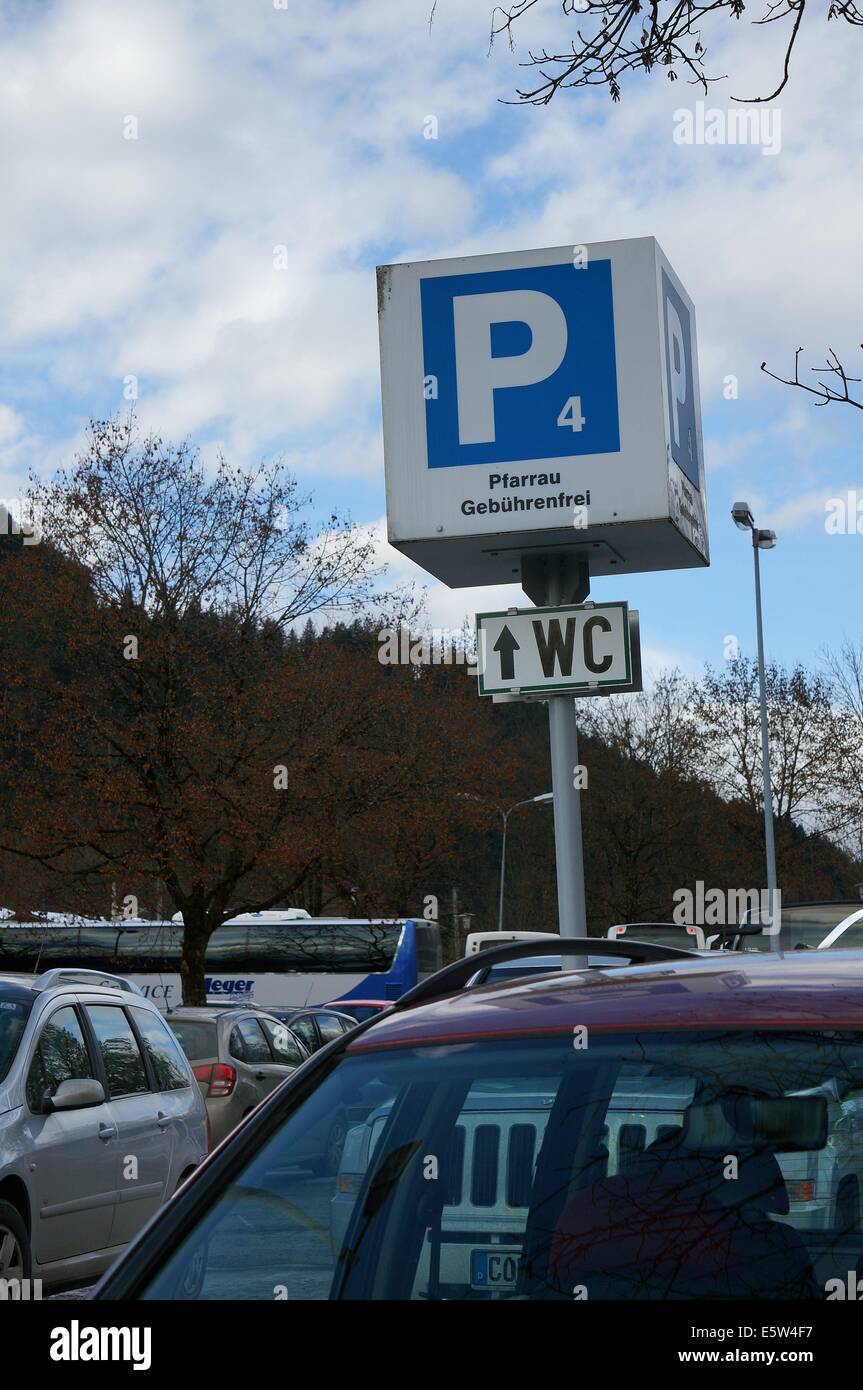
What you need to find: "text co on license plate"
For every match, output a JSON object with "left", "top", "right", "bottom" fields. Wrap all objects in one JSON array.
[{"left": 470, "top": 1248, "right": 520, "bottom": 1290}]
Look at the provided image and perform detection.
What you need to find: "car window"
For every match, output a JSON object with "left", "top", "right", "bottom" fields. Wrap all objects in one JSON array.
[
  {"left": 316, "top": 1014, "right": 347, "bottom": 1044},
  {"left": 231, "top": 1018, "right": 271, "bottom": 1065},
  {"left": 337, "top": 1005, "right": 374, "bottom": 1024},
  {"left": 131, "top": 1007, "right": 191, "bottom": 1091},
  {"left": 140, "top": 1056, "right": 402, "bottom": 1299},
  {"left": 0, "top": 992, "right": 33, "bottom": 1083},
  {"left": 137, "top": 1029, "right": 863, "bottom": 1302},
  {"left": 289, "top": 1016, "right": 318, "bottom": 1053},
  {"left": 85, "top": 1004, "right": 149, "bottom": 1098},
  {"left": 171, "top": 1019, "right": 218, "bottom": 1061},
  {"left": 260, "top": 1019, "right": 305, "bottom": 1067},
  {"left": 26, "top": 1005, "right": 94, "bottom": 1111}
]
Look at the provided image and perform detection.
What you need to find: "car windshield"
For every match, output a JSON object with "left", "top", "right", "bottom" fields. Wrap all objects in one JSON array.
[
  {"left": 137, "top": 1027, "right": 863, "bottom": 1301},
  {"left": 0, "top": 990, "right": 34, "bottom": 1081},
  {"left": 479, "top": 952, "right": 658, "bottom": 983},
  {"left": 735, "top": 905, "right": 863, "bottom": 952}
]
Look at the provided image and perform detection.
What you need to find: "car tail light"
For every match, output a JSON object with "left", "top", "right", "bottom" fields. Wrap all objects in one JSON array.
[
  {"left": 193, "top": 1063, "right": 237, "bottom": 1098},
  {"left": 786, "top": 1180, "right": 816, "bottom": 1203}
]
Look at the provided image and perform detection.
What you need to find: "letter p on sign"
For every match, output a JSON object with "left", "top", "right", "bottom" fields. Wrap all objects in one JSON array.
[
  {"left": 453, "top": 290, "right": 568, "bottom": 445},
  {"left": 661, "top": 269, "right": 699, "bottom": 487}
]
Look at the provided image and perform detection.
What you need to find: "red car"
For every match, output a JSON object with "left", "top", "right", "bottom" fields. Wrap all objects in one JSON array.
[
  {"left": 324, "top": 999, "right": 391, "bottom": 1025},
  {"left": 96, "top": 943, "right": 863, "bottom": 1301}
]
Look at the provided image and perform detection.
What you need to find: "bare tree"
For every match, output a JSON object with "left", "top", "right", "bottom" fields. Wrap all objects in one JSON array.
[
  {"left": 822, "top": 641, "right": 863, "bottom": 865},
  {"left": 30, "top": 414, "right": 381, "bottom": 626},
  {"left": 7, "top": 418, "right": 391, "bottom": 1001},
  {"left": 579, "top": 667, "right": 702, "bottom": 781},
  {"left": 692, "top": 657, "right": 850, "bottom": 854},
  {"left": 485, "top": 0, "right": 862, "bottom": 104}
]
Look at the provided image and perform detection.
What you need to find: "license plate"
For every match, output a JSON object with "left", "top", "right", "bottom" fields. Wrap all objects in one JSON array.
[{"left": 470, "top": 1248, "right": 520, "bottom": 1290}]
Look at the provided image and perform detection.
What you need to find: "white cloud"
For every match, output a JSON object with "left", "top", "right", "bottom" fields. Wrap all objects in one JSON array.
[
  {"left": 1, "top": 0, "right": 861, "bottom": 544},
  {"left": 0, "top": 405, "right": 24, "bottom": 444},
  {"left": 768, "top": 485, "right": 856, "bottom": 533}
]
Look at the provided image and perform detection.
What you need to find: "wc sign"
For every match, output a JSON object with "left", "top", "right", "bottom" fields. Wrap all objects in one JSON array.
[{"left": 378, "top": 236, "right": 707, "bottom": 589}]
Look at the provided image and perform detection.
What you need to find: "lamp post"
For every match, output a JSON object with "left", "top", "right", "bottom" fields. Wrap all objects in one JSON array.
[
  {"left": 498, "top": 793, "right": 553, "bottom": 932},
  {"left": 731, "top": 501, "right": 779, "bottom": 943}
]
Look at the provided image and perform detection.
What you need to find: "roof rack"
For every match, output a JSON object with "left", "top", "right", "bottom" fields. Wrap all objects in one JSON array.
[
  {"left": 34, "top": 968, "right": 145, "bottom": 997},
  {"left": 393, "top": 936, "right": 699, "bottom": 1011}
]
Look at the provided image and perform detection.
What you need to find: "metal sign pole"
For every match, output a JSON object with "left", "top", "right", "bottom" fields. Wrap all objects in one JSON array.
[
  {"left": 527, "top": 554, "right": 590, "bottom": 943},
  {"left": 548, "top": 697, "right": 587, "bottom": 938}
]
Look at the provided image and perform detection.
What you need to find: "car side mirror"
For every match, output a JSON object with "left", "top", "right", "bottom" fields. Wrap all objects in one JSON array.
[{"left": 43, "top": 1077, "right": 106, "bottom": 1113}]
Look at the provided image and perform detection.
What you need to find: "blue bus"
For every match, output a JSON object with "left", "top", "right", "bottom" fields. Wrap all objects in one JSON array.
[{"left": 0, "top": 913, "right": 443, "bottom": 1012}]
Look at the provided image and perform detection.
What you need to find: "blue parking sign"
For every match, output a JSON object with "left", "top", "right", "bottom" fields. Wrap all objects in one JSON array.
[
  {"left": 421, "top": 261, "right": 620, "bottom": 469},
  {"left": 661, "top": 269, "right": 700, "bottom": 489}
]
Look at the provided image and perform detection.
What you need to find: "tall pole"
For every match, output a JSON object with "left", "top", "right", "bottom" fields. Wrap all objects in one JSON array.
[
  {"left": 548, "top": 698, "right": 587, "bottom": 938},
  {"left": 543, "top": 561, "right": 588, "bottom": 942},
  {"left": 497, "top": 796, "right": 552, "bottom": 930},
  {"left": 752, "top": 537, "right": 779, "bottom": 946},
  {"left": 497, "top": 812, "right": 508, "bottom": 932}
]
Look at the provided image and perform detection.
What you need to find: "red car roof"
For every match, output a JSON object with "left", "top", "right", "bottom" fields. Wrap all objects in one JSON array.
[
  {"left": 347, "top": 951, "right": 863, "bottom": 1053},
  {"left": 327, "top": 1000, "right": 390, "bottom": 1008}
]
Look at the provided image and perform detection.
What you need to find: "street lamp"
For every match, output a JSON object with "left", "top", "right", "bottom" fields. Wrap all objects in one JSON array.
[
  {"left": 498, "top": 793, "right": 553, "bottom": 932},
  {"left": 731, "top": 500, "right": 779, "bottom": 940}
]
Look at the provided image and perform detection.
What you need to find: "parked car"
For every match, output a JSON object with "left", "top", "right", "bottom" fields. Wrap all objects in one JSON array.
[
  {"left": 262, "top": 1007, "right": 356, "bottom": 1056},
  {"left": 607, "top": 922, "right": 722, "bottom": 951},
  {"left": 200, "top": 999, "right": 268, "bottom": 1012},
  {"left": 325, "top": 1001, "right": 389, "bottom": 1025},
  {"left": 465, "top": 931, "right": 699, "bottom": 986},
  {"left": 0, "top": 967, "right": 207, "bottom": 1291},
  {"left": 93, "top": 947, "right": 863, "bottom": 1302},
  {"left": 167, "top": 1007, "right": 309, "bottom": 1148},
  {"left": 727, "top": 900, "right": 863, "bottom": 953}
]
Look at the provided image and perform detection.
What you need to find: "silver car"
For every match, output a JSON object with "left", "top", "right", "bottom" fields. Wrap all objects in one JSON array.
[
  {"left": 0, "top": 968, "right": 207, "bottom": 1292},
  {"left": 167, "top": 1007, "right": 310, "bottom": 1149}
]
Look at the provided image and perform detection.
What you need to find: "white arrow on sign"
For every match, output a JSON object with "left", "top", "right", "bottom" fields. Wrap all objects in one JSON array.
[{"left": 476, "top": 601, "right": 632, "bottom": 696}]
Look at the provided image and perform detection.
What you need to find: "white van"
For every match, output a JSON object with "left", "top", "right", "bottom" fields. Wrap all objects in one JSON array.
[
  {"left": 464, "top": 931, "right": 561, "bottom": 956},
  {"left": 330, "top": 1081, "right": 694, "bottom": 1296}
]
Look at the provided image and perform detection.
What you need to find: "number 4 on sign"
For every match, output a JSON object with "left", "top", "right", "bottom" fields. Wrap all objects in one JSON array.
[{"left": 557, "top": 396, "right": 585, "bottom": 432}]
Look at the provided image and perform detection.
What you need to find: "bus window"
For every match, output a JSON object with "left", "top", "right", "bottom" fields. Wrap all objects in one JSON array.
[
  {"left": 414, "top": 922, "right": 443, "bottom": 976},
  {"left": 243, "top": 923, "right": 402, "bottom": 974}
]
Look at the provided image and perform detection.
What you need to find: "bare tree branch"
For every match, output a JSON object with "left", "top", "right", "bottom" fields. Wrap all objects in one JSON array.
[
  {"left": 488, "top": 0, "right": 859, "bottom": 103},
  {"left": 762, "top": 345, "right": 863, "bottom": 410},
  {"left": 732, "top": 0, "right": 804, "bottom": 101}
]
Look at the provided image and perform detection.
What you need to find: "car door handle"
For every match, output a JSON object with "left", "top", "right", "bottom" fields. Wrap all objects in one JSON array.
[
  {"left": 255, "top": 1071, "right": 267, "bottom": 1080},
  {"left": 156, "top": 1111, "right": 170, "bottom": 1129},
  {"left": 98, "top": 1122, "right": 118, "bottom": 1142}
]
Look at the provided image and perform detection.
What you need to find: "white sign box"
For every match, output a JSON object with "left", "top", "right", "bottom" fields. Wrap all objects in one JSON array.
[
  {"left": 377, "top": 236, "right": 708, "bottom": 589},
  {"left": 476, "top": 601, "right": 632, "bottom": 697}
]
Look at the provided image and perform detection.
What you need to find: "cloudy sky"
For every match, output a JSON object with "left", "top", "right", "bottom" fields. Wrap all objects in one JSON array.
[{"left": 1, "top": 0, "right": 860, "bottom": 677}]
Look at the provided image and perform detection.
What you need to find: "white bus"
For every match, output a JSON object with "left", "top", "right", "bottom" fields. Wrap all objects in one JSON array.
[{"left": 0, "top": 913, "right": 443, "bottom": 1011}]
